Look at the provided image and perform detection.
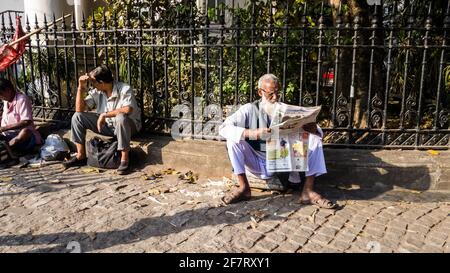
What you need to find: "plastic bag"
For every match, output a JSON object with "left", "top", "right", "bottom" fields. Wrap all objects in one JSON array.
[{"left": 40, "top": 134, "right": 70, "bottom": 161}]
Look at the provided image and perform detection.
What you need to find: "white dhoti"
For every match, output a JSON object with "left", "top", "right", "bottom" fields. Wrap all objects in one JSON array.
[{"left": 226, "top": 133, "right": 327, "bottom": 183}]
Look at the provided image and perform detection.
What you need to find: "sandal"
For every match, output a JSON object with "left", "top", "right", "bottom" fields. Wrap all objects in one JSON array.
[
  {"left": 299, "top": 196, "right": 338, "bottom": 210},
  {"left": 221, "top": 189, "right": 251, "bottom": 205}
]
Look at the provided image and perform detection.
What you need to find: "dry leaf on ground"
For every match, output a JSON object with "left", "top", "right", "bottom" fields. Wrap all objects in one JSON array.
[
  {"left": 141, "top": 174, "right": 159, "bottom": 181},
  {"left": 337, "top": 184, "right": 361, "bottom": 190},
  {"left": 249, "top": 210, "right": 267, "bottom": 222},
  {"left": 179, "top": 171, "right": 199, "bottom": 184},
  {"left": 427, "top": 150, "right": 440, "bottom": 156},
  {"left": 162, "top": 168, "right": 180, "bottom": 175},
  {"left": 81, "top": 167, "right": 101, "bottom": 174},
  {"left": 308, "top": 209, "right": 318, "bottom": 223},
  {"left": 148, "top": 189, "right": 161, "bottom": 195},
  {"left": 0, "top": 177, "right": 13, "bottom": 182}
]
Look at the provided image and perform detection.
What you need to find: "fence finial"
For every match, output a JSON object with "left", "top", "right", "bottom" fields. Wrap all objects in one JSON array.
[
  {"left": 1, "top": 13, "right": 5, "bottom": 34},
  {"left": 425, "top": 2, "right": 433, "bottom": 29},
  {"left": 70, "top": 11, "right": 76, "bottom": 30},
  {"left": 8, "top": 10, "right": 13, "bottom": 32},
  {"left": 61, "top": 12, "right": 66, "bottom": 31},
  {"left": 34, "top": 13, "right": 39, "bottom": 30},
  {"left": 81, "top": 12, "right": 86, "bottom": 30},
  {"left": 43, "top": 14, "right": 48, "bottom": 31},
  {"left": 91, "top": 10, "right": 96, "bottom": 29}
]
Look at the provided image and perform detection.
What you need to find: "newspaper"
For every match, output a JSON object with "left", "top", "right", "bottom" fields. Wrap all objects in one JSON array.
[
  {"left": 270, "top": 103, "right": 321, "bottom": 133},
  {"left": 266, "top": 103, "right": 321, "bottom": 172}
]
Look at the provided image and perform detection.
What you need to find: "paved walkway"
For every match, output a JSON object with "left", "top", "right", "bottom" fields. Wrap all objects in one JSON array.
[{"left": 0, "top": 163, "right": 449, "bottom": 253}]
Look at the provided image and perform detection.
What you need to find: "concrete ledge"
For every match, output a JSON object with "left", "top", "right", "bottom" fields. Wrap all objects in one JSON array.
[{"left": 51, "top": 128, "right": 450, "bottom": 192}]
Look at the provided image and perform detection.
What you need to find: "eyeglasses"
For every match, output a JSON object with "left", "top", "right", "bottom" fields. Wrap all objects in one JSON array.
[{"left": 259, "top": 88, "right": 279, "bottom": 99}]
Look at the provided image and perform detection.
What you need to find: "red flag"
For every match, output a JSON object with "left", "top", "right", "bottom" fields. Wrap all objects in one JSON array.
[{"left": 0, "top": 16, "right": 28, "bottom": 72}]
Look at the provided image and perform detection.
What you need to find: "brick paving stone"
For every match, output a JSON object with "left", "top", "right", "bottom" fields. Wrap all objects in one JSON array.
[
  {"left": 293, "top": 227, "right": 314, "bottom": 238},
  {"left": 312, "top": 216, "right": 329, "bottom": 226},
  {"left": 282, "top": 218, "right": 302, "bottom": 230},
  {"left": 420, "top": 244, "right": 444, "bottom": 253},
  {"left": 426, "top": 229, "right": 448, "bottom": 241},
  {"left": 309, "top": 233, "right": 334, "bottom": 245},
  {"left": 317, "top": 226, "right": 339, "bottom": 237},
  {"left": 424, "top": 236, "right": 446, "bottom": 248},
  {"left": 276, "top": 240, "right": 301, "bottom": 253},
  {"left": 235, "top": 235, "right": 260, "bottom": 249},
  {"left": 254, "top": 223, "right": 275, "bottom": 234},
  {"left": 363, "top": 226, "right": 385, "bottom": 238},
  {"left": 259, "top": 220, "right": 281, "bottom": 231},
  {"left": 388, "top": 219, "right": 409, "bottom": 230},
  {"left": 290, "top": 234, "right": 309, "bottom": 247},
  {"left": 334, "top": 210, "right": 354, "bottom": 220},
  {"left": 379, "top": 236, "right": 402, "bottom": 249},
  {"left": 326, "top": 217, "right": 348, "bottom": 230},
  {"left": 254, "top": 238, "right": 279, "bottom": 252},
  {"left": 404, "top": 233, "right": 426, "bottom": 249},
  {"left": 330, "top": 240, "right": 351, "bottom": 251},
  {"left": 299, "top": 241, "right": 325, "bottom": 253},
  {"left": 407, "top": 224, "right": 430, "bottom": 234},
  {"left": 397, "top": 244, "right": 420, "bottom": 253},
  {"left": 334, "top": 232, "right": 357, "bottom": 244},
  {"left": 0, "top": 164, "right": 448, "bottom": 253},
  {"left": 276, "top": 225, "right": 296, "bottom": 237},
  {"left": 264, "top": 232, "right": 287, "bottom": 243},
  {"left": 299, "top": 221, "right": 320, "bottom": 232},
  {"left": 385, "top": 226, "right": 406, "bottom": 237},
  {"left": 444, "top": 243, "right": 450, "bottom": 253}
]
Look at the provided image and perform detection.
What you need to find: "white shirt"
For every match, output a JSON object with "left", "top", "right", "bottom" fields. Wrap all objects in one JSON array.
[{"left": 84, "top": 81, "right": 142, "bottom": 131}]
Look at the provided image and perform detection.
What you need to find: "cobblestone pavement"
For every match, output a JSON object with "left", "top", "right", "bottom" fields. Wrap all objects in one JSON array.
[{"left": 0, "top": 163, "right": 449, "bottom": 253}]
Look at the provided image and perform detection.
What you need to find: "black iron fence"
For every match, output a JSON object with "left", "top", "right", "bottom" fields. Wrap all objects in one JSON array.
[
  {"left": 0, "top": 10, "right": 23, "bottom": 21},
  {"left": 0, "top": 0, "right": 449, "bottom": 149}
]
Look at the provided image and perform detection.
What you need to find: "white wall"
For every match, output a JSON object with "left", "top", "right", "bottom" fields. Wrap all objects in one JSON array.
[
  {"left": 24, "top": 0, "right": 73, "bottom": 25},
  {"left": 22, "top": 0, "right": 106, "bottom": 29},
  {"left": 0, "top": 0, "right": 25, "bottom": 13}
]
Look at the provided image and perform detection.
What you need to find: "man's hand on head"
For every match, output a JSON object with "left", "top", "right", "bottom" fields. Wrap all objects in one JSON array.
[{"left": 78, "top": 74, "right": 90, "bottom": 89}]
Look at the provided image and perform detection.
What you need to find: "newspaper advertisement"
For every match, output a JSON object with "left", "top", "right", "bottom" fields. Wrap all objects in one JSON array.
[{"left": 266, "top": 103, "right": 321, "bottom": 172}]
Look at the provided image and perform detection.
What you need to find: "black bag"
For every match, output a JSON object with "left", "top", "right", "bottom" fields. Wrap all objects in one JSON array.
[{"left": 87, "top": 137, "right": 121, "bottom": 169}]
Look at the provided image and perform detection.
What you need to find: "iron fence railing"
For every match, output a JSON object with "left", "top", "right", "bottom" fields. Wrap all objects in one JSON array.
[{"left": 0, "top": 1, "right": 449, "bottom": 149}]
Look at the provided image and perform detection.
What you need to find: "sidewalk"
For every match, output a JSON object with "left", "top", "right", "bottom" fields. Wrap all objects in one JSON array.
[{"left": 0, "top": 162, "right": 448, "bottom": 253}]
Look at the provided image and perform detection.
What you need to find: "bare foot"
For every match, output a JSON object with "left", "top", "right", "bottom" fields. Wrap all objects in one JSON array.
[
  {"left": 221, "top": 187, "right": 251, "bottom": 205},
  {"left": 299, "top": 190, "right": 337, "bottom": 209}
]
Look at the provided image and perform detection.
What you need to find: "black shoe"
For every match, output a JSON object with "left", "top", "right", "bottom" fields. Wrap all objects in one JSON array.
[
  {"left": 63, "top": 156, "right": 87, "bottom": 169},
  {"left": 0, "top": 157, "right": 20, "bottom": 169},
  {"left": 117, "top": 161, "right": 129, "bottom": 175}
]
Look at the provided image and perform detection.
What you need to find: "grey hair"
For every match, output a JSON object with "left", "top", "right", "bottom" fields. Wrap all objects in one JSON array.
[{"left": 257, "top": 74, "right": 279, "bottom": 89}]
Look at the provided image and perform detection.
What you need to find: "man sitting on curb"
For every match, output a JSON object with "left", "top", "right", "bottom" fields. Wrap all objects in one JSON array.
[
  {"left": 0, "top": 78, "right": 43, "bottom": 157},
  {"left": 63, "top": 65, "right": 141, "bottom": 175},
  {"left": 218, "top": 73, "right": 337, "bottom": 209}
]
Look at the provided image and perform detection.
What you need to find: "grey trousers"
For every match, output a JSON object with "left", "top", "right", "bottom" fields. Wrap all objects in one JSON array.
[{"left": 71, "top": 112, "right": 138, "bottom": 150}]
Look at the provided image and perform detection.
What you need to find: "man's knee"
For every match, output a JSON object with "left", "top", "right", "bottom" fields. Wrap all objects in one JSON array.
[
  {"left": 226, "top": 140, "right": 253, "bottom": 166},
  {"left": 13, "top": 128, "right": 33, "bottom": 143},
  {"left": 19, "top": 128, "right": 32, "bottom": 136},
  {"left": 226, "top": 139, "right": 246, "bottom": 151},
  {"left": 71, "top": 112, "right": 85, "bottom": 125},
  {"left": 115, "top": 113, "right": 130, "bottom": 126}
]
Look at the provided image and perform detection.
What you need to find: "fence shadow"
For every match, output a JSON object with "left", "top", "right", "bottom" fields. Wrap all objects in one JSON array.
[
  {"left": 316, "top": 149, "right": 442, "bottom": 201},
  {"left": 0, "top": 194, "right": 297, "bottom": 253}
]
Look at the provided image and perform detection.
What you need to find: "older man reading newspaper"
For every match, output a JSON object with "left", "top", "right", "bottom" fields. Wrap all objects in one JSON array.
[{"left": 219, "top": 74, "right": 337, "bottom": 209}]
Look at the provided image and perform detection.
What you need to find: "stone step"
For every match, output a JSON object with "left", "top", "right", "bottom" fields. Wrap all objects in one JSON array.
[{"left": 34, "top": 122, "right": 450, "bottom": 192}]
